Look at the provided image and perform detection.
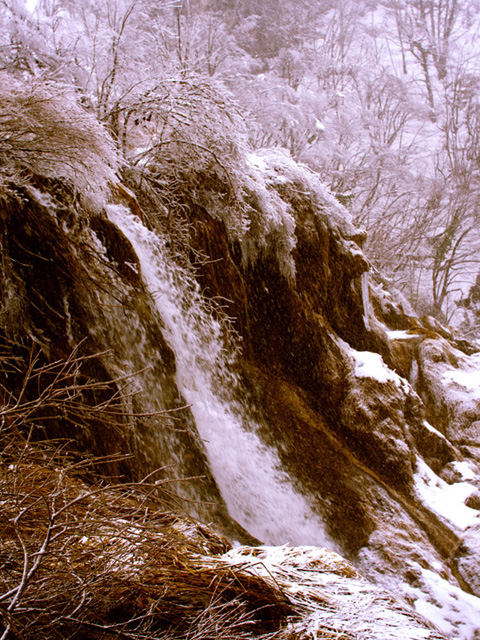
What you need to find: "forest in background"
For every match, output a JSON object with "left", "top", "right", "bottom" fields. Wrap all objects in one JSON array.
[{"left": 2, "top": 0, "right": 480, "bottom": 334}]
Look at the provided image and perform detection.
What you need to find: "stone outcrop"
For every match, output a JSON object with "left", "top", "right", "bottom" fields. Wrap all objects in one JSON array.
[
  {"left": 0, "top": 178, "right": 235, "bottom": 532},
  {"left": 2, "top": 148, "right": 480, "bottom": 635}
]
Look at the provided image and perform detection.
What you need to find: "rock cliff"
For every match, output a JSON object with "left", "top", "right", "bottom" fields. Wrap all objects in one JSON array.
[{"left": 2, "top": 130, "right": 480, "bottom": 637}]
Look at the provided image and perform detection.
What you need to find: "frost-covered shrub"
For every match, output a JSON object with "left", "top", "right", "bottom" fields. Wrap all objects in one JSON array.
[
  {"left": 0, "top": 72, "right": 119, "bottom": 203},
  {"left": 124, "top": 77, "right": 300, "bottom": 279}
]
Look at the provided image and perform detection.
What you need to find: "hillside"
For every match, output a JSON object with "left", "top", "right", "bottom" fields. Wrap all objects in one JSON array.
[{"left": 1, "top": 70, "right": 480, "bottom": 638}]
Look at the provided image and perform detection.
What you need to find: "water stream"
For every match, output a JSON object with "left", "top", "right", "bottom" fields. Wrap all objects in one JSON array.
[{"left": 108, "top": 205, "right": 335, "bottom": 548}]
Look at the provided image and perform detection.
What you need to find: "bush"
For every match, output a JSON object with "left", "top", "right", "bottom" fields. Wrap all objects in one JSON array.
[{"left": 0, "top": 72, "right": 119, "bottom": 203}]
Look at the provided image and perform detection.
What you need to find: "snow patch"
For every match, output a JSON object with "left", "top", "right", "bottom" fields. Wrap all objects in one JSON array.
[
  {"left": 423, "top": 420, "right": 448, "bottom": 441},
  {"left": 410, "top": 568, "right": 480, "bottom": 639},
  {"left": 442, "top": 368, "right": 480, "bottom": 400},
  {"left": 246, "top": 152, "right": 269, "bottom": 173},
  {"left": 414, "top": 458, "right": 478, "bottom": 530},
  {"left": 387, "top": 330, "right": 422, "bottom": 340},
  {"left": 441, "top": 352, "right": 480, "bottom": 401},
  {"left": 451, "top": 461, "right": 476, "bottom": 482},
  {"left": 351, "top": 349, "right": 407, "bottom": 389}
]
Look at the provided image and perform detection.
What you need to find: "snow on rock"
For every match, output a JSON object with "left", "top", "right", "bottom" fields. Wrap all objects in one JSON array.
[
  {"left": 353, "top": 349, "right": 401, "bottom": 384},
  {"left": 416, "top": 338, "right": 480, "bottom": 450},
  {"left": 414, "top": 458, "right": 479, "bottom": 531},
  {"left": 456, "top": 527, "right": 480, "bottom": 598},
  {"left": 242, "top": 150, "right": 298, "bottom": 280},
  {"left": 451, "top": 461, "right": 476, "bottom": 482},
  {"left": 388, "top": 329, "right": 422, "bottom": 340},
  {"left": 442, "top": 352, "right": 480, "bottom": 401},
  {"left": 351, "top": 348, "right": 410, "bottom": 393},
  {"left": 246, "top": 147, "right": 365, "bottom": 241},
  {"left": 423, "top": 420, "right": 449, "bottom": 441}
]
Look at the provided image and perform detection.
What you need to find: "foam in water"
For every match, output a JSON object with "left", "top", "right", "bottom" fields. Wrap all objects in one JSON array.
[{"left": 108, "top": 205, "right": 336, "bottom": 548}]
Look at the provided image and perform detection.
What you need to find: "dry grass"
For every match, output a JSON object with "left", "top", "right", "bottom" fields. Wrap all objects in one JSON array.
[
  {"left": 0, "top": 337, "right": 296, "bottom": 639},
  {"left": 0, "top": 428, "right": 298, "bottom": 640}
]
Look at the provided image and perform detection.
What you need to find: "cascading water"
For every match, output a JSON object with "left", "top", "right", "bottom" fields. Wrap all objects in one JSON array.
[{"left": 108, "top": 204, "right": 336, "bottom": 549}]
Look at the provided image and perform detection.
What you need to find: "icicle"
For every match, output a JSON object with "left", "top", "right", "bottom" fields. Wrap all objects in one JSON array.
[{"left": 362, "top": 271, "right": 371, "bottom": 332}]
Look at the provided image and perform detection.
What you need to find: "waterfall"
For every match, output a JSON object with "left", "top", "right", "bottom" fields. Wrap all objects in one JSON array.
[{"left": 108, "top": 204, "right": 336, "bottom": 549}]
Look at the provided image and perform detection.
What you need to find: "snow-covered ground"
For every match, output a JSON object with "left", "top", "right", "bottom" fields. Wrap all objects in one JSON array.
[
  {"left": 222, "top": 545, "right": 449, "bottom": 639},
  {"left": 407, "top": 568, "right": 480, "bottom": 639}
]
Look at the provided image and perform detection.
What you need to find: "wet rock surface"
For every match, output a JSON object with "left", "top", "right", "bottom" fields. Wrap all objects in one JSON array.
[
  {"left": 2, "top": 156, "right": 480, "bottom": 633},
  {"left": 0, "top": 180, "right": 233, "bottom": 530}
]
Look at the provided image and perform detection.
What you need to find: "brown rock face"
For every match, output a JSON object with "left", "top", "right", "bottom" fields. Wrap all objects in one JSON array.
[
  {"left": 0, "top": 178, "right": 234, "bottom": 532},
  {"left": 160, "top": 161, "right": 453, "bottom": 572},
  {"left": 3, "top": 151, "right": 480, "bottom": 614},
  {"left": 164, "top": 153, "right": 480, "bottom": 601},
  {"left": 466, "top": 492, "right": 480, "bottom": 510}
]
